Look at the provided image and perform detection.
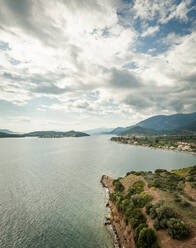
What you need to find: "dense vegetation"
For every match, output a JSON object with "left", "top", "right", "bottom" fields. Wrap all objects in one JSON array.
[
  {"left": 108, "top": 166, "right": 196, "bottom": 246},
  {"left": 146, "top": 201, "right": 189, "bottom": 239},
  {"left": 110, "top": 179, "right": 159, "bottom": 247}
]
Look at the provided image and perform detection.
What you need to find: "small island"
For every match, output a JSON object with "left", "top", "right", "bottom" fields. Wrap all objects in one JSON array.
[
  {"left": 101, "top": 166, "right": 196, "bottom": 248},
  {"left": 0, "top": 130, "right": 90, "bottom": 138},
  {"left": 111, "top": 136, "right": 196, "bottom": 154}
]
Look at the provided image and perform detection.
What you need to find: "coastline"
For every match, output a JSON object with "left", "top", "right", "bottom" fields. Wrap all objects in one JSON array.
[
  {"left": 101, "top": 175, "right": 120, "bottom": 248},
  {"left": 112, "top": 140, "right": 196, "bottom": 156},
  {"left": 101, "top": 166, "right": 196, "bottom": 248}
]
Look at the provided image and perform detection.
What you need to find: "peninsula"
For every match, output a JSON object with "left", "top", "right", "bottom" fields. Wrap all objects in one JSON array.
[{"left": 101, "top": 166, "right": 196, "bottom": 248}]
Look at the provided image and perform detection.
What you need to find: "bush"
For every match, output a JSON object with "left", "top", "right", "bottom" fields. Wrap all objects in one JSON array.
[
  {"left": 155, "top": 169, "right": 168, "bottom": 174},
  {"left": 180, "top": 200, "right": 191, "bottom": 208},
  {"left": 167, "top": 218, "right": 189, "bottom": 240},
  {"left": 120, "top": 199, "right": 134, "bottom": 213},
  {"left": 153, "top": 217, "right": 168, "bottom": 230},
  {"left": 146, "top": 203, "right": 153, "bottom": 215},
  {"left": 127, "top": 208, "right": 147, "bottom": 229},
  {"left": 129, "top": 180, "right": 145, "bottom": 195},
  {"left": 153, "top": 219, "right": 161, "bottom": 230},
  {"left": 109, "top": 192, "right": 124, "bottom": 203},
  {"left": 131, "top": 194, "right": 144, "bottom": 208},
  {"left": 173, "top": 194, "right": 182, "bottom": 203},
  {"left": 136, "top": 227, "right": 158, "bottom": 248},
  {"left": 150, "top": 207, "right": 157, "bottom": 219},
  {"left": 156, "top": 206, "right": 176, "bottom": 220},
  {"left": 134, "top": 223, "right": 148, "bottom": 243},
  {"left": 189, "top": 166, "right": 196, "bottom": 176},
  {"left": 186, "top": 176, "right": 195, "bottom": 182},
  {"left": 113, "top": 180, "right": 125, "bottom": 193},
  {"left": 140, "top": 192, "right": 154, "bottom": 205}
]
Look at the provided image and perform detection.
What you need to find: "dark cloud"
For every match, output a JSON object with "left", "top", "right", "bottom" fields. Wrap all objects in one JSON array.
[
  {"left": 124, "top": 94, "right": 152, "bottom": 110},
  {"left": 0, "top": 0, "right": 68, "bottom": 47},
  {"left": 122, "top": 82, "right": 196, "bottom": 114},
  {"left": 109, "top": 68, "right": 142, "bottom": 89}
]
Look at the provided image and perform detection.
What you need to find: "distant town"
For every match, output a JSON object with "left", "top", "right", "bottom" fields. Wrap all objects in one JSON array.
[{"left": 111, "top": 136, "right": 196, "bottom": 154}]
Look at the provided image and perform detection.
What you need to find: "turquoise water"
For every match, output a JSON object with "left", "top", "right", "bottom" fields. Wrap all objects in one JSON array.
[{"left": 0, "top": 136, "right": 195, "bottom": 248}]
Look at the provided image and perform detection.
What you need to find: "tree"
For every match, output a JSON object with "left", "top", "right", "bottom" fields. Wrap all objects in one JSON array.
[
  {"left": 167, "top": 218, "right": 189, "bottom": 240},
  {"left": 137, "top": 228, "right": 158, "bottom": 248}
]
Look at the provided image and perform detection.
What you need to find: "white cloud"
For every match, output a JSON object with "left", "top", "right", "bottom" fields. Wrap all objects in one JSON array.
[
  {"left": 0, "top": 0, "right": 195, "bottom": 131},
  {"left": 141, "top": 26, "right": 160, "bottom": 37}
]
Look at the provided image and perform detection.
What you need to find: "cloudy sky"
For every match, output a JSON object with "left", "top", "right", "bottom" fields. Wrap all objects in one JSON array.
[{"left": 0, "top": 0, "right": 196, "bottom": 132}]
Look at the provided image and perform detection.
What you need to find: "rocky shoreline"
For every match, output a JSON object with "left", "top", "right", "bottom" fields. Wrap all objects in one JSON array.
[{"left": 101, "top": 175, "right": 120, "bottom": 248}]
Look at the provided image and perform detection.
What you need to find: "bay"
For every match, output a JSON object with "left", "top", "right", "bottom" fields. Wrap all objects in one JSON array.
[{"left": 0, "top": 136, "right": 195, "bottom": 248}]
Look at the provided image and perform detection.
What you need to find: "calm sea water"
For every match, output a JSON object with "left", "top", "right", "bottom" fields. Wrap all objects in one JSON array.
[{"left": 0, "top": 136, "right": 196, "bottom": 248}]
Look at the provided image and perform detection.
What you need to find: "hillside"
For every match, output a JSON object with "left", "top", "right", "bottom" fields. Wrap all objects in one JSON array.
[
  {"left": 0, "top": 132, "right": 24, "bottom": 138},
  {"left": 84, "top": 128, "right": 114, "bottom": 135},
  {"left": 110, "top": 127, "right": 127, "bottom": 135},
  {"left": 101, "top": 166, "right": 196, "bottom": 248},
  {"left": 120, "top": 126, "right": 160, "bottom": 136},
  {"left": 136, "top": 112, "right": 196, "bottom": 131},
  {"left": 109, "top": 112, "right": 196, "bottom": 136}
]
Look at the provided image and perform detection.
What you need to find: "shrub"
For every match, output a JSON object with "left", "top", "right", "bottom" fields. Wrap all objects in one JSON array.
[
  {"left": 153, "top": 219, "right": 161, "bottom": 230},
  {"left": 146, "top": 203, "right": 153, "bottom": 215},
  {"left": 131, "top": 194, "right": 144, "bottom": 208},
  {"left": 113, "top": 180, "right": 125, "bottom": 193},
  {"left": 189, "top": 166, "right": 196, "bottom": 176},
  {"left": 136, "top": 227, "right": 158, "bottom": 248},
  {"left": 134, "top": 223, "right": 148, "bottom": 243},
  {"left": 186, "top": 176, "right": 195, "bottom": 182},
  {"left": 120, "top": 199, "right": 134, "bottom": 213},
  {"left": 127, "top": 208, "right": 147, "bottom": 229},
  {"left": 129, "top": 180, "right": 145, "bottom": 195},
  {"left": 140, "top": 192, "right": 154, "bottom": 205},
  {"left": 190, "top": 182, "right": 196, "bottom": 189},
  {"left": 167, "top": 218, "right": 189, "bottom": 240},
  {"left": 173, "top": 194, "right": 182, "bottom": 203},
  {"left": 109, "top": 192, "right": 124, "bottom": 203},
  {"left": 150, "top": 207, "right": 157, "bottom": 219},
  {"left": 159, "top": 218, "right": 168, "bottom": 229},
  {"left": 180, "top": 200, "right": 191, "bottom": 208},
  {"left": 156, "top": 206, "right": 176, "bottom": 220},
  {"left": 155, "top": 169, "right": 168, "bottom": 174},
  {"left": 151, "top": 243, "right": 161, "bottom": 248}
]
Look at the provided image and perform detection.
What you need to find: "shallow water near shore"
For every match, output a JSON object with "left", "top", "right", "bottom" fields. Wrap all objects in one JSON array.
[{"left": 0, "top": 135, "right": 195, "bottom": 248}]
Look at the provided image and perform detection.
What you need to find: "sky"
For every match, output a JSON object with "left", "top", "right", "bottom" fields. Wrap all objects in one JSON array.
[{"left": 0, "top": 0, "right": 196, "bottom": 132}]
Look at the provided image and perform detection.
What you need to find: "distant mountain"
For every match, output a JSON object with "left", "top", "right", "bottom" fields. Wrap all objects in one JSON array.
[
  {"left": 0, "top": 129, "right": 15, "bottom": 134},
  {"left": 110, "top": 112, "right": 196, "bottom": 136},
  {"left": 84, "top": 128, "right": 114, "bottom": 135},
  {"left": 110, "top": 127, "right": 127, "bottom": 135},
  {"left": 119, "top": 126, "right": 160, "bottom": 136},
  {"left": 0, "top": 132, "right": 24, "bottom": 138},
  {"left": 61, "top": 131, "right": 90, "bottom": 137},
  {"left": 136, "top": 112, "right": 196, "bottom": 131},
  {"left": 25, "top": 130, "right": 89, "bottom": 137}
]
